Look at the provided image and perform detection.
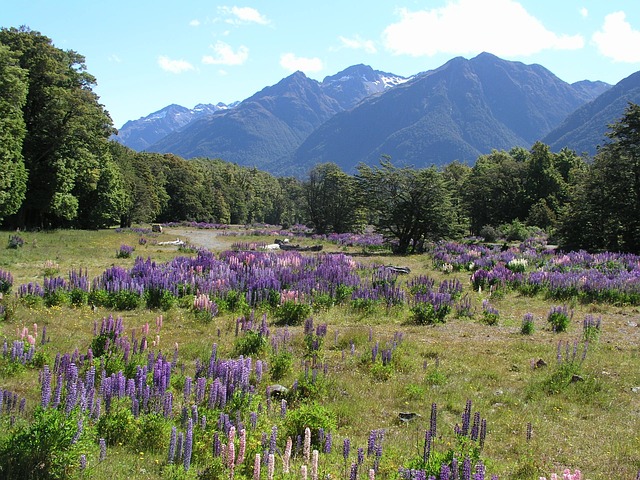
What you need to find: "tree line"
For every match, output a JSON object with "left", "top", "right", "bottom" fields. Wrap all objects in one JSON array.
[{"left": 2, "top": 27, "right": 640, "bottom": 254}]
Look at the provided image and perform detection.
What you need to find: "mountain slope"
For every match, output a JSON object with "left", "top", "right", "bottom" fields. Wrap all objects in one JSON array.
[
  {"left": 146, "top": 66, "right": 407, "bottom": 168},
  {"left": 543, "top": 71, "right": 640, "bottom": 155},
  {"left": 148, "top": 72, "right": 342, "bottom": 169},
  {"left": 113, "top": 103, "right": 233, "bottom": 151},
  {"left": 292, "top": 53, "right": 608, "bottom": 175}
]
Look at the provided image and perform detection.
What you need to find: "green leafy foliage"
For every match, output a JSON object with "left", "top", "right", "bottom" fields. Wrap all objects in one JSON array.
[
  {"left": 0, "top": 408, "right": 87, "bottom": 480},
  {"left": 274, "top": 301, "right": 312, "bottom": 326}
]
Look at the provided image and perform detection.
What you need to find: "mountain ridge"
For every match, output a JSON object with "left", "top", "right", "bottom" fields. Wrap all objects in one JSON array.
[{"left": 114, "top": 54, "right": 621, "bottom": 176}]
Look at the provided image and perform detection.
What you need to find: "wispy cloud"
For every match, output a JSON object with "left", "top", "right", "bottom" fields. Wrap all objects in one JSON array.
[
  {"left": 189, "top": 19, "right": 201, "bottom": 27},
  {"left": 382, "top": 0, "right": 583, "bottom": 57},
  {"left": 338, "top": 35, "right": 377, "bottom": 54},
  {"left": 580, "top": 8, "right": 588, "bottom": 18},
  {"left": 108, "top": 54, "right": 122, "bottom": 63},
  {"left": 280, "top": 53, "right": 323, "bottom": 73},
  {"left": 157, "top": 55, "right": 195, "bottom": 74},
  {"left": 202, "top": 41, "right": 249, "bottom": 65},
  {"left": 592, "top": 11, "right": 640, "bottom": 63},
  {"left": 218, "top": 6, "right": 270, "bottom": 25}
]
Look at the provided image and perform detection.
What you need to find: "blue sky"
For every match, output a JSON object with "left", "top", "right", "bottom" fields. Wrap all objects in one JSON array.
[{"left": 4, "top": 0, "right": 640, "bottom": 128}]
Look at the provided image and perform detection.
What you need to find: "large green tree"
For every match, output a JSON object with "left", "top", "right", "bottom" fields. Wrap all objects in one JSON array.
[
  {"left": 462, "top": 150, "right": 528, "bottom": 234},
  {"left": 356, "top": 158, "right": 457, "bottom": 254},
  {"left": 0, "top": 27, "right": 119, "bottom": 228},
  {"left": 303, "top": 162, "right": 364, "bottom": 234},
  {"left": 558, "top": 102, "right": 640, "bottom": 252},
  {"left": 0, "top": 43, "right": 28, "bottom": 222}
]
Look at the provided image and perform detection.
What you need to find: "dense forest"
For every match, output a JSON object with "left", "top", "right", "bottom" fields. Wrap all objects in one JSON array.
[{"left": 2, "top": 27, "right": 640, "bottom": 254}]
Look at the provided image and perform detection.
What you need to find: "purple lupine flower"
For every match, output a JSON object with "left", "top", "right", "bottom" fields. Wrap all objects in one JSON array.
[
  {"left": 79, "top": 454, "right": 87, "bottom": 470},
  {"left": 461, "top": 400, "right": 472, "bottom": 436},
  {"left": 324, "top": 432, "right": 332, "bottom": 454},
  {"left": 99, "top": 438, "right": 107, "bottom": 461},
  {"left": 269, "top": 425, "right": 277, "bottom": 454},
  {"left": 430, "top": 403, "right": 437, "bottom": 438},
  {"left": 350, "top": 463, "right": 358, "bottom": 480},
  {"left": 176, "top": 432, "right": 183, "bottom": 463},
  {"left": 463, "top": 456, "right": 472, "bottom": 480},
  {"left": 422, "top": 430, "right": 431, "bottom": 463},
  {"left": 41, "top": 365, "right": 52, "bottom": 408},
  {"left": 473, "top": 460, "right": 485, "bottom": 480},
  {"left": 343, "top": 437, "right": 351, "bottom": 461},
  {"left": 184, "top": 418, "right": 193, "bottom": 471},
  {"left": 168, "top": 426, "right": 177, "bottom": 463},
  {"left": 357, "top": 447, "right": 364, "bottom": 465},
  {"left": 440, "top": 464, "right": 451, "bottom": 480}
]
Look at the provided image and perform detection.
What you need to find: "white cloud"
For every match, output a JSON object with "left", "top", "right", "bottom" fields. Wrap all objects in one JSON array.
[
  {"left": 189, "top": 19, "right": 201, "bottom": 27},
  {"left": 280, "top": 53, "right": 324, "bottom": 73},
  {"left": 580, "top": 8, "right": 588, "bottom": 18},
  {"left": 158, "top": 56, "right": 195, "bottom": 74},
  {"left": 218, "top": 6, "right": 270, "bottom": 25},
  {"left": 202, "top": 41, "right": 249, "bottom": 65},
  {"left": 338, "top": 35, "right": 377, "bottom": 54},
  {"left": 382, "top": 0, "right": 584, "bottom": 58},
  {"left": 592, "top": 11, "right": 640, "bottom": 63},
  {"left": 108, "top": 54, "right": 121, "bottom": 63}
]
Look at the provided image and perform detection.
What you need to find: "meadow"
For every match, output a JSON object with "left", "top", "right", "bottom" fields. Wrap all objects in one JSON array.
[{"left": 0, "top": 226, "right": 638, "bottom": 480}]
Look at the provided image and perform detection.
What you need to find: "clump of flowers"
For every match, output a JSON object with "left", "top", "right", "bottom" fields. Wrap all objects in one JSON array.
[
  {"left": 482, "top": 300, "right": 499, "bottom": 325},
  {"left": 547, "top": 305, "right": 573, "bottom": 332},
  {"left": 116, "top": 244, "right": 135, "bottom": 258},
  {"left": 0, "top": 269, "right": 13, "bottom": 294},
  {"left": 7, "top": 234, "right": 24, "bottom": 249},
  {"left": 42, "top": 260, "right": 60, "bottom": 277},
  {"left": 521, "top": 312, "right": 535, "bottom": 335},
  {"left": 539, "top": 468, "right": 584, "bottom": 480},
  {"left": 581, "top": 314, "right": 601, "bottom": 342},
  {"left": 193, "top": 293, "right": 219, "bottom": 323},
  {"left": 506, "top": 257, "right": 528, "bottom": 273}
]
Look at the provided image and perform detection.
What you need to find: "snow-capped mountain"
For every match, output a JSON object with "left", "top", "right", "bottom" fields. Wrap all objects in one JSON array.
[{"left": 113, "top": 102, "right": 238, "bottom": 151}]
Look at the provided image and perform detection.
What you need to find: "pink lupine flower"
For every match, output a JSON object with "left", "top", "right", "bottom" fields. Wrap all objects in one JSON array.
[
  {"left": 369, "top": 469, "right": 376, "bottom": 480},
  {"left": 253, "top": 453, "right": 261, "bottom": 480},
  {"left": 311, "top": 449, "right": 318, "bottom": 480},
  {"left": 236, "top": 428, "right": 246, "bottom": 465},
  {"left": 303, "top": 427, "right": 311, "bottom": 463},
  {"left": 267, "top": 453, "right": 275, "bottom": 480},
  {"left": 283, "top": 436, "right": 292, "bottom": 473},
  {"left": 301, "top": 465, "right": 308, "bottom": 480}
]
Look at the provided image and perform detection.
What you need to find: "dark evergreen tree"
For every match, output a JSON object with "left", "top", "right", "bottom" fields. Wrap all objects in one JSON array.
[
  {"left": 303, "top": 162, "right": 364, "bottom": 234},
  {"left": 0, "top": 43, "right": 27, "bottom": 222},
  {"left": 356, "top": 158, "right": 457, "bottom": 254},
  {"left": 558, "top": 103, "right": 640, "bottom": 253},
  {"left": 0, "top": 27, "right": 119, "bottom": 228}
]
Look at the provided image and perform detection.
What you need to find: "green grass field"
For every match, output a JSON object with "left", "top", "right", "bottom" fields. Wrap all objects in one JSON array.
[{"left": 0, "top": 227, "right": 638, "bottom": 479}]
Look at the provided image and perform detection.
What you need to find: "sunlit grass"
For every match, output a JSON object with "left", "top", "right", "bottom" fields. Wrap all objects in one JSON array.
[{"left": 0, "top": 227, "right": 639, "bottom": 479}]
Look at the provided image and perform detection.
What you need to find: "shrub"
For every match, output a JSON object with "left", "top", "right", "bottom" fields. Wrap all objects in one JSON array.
[
  {"left": 110, "top": 290, "right": 142, "bottom": 310},
  {"left": 7, "top": 234, "right": 24, "bottom": 249},
  {"left": 68, "top": 288, "right": 89, "bottom": 307},
  {"left": 410, "top": 301, "right": 450, "bottom": 325},
  {"left": 270, "top": 349, "right": 293, "bottom": 381},
  {"left": 284, "top": 402, "right": 336, "bottom": 448},
  {"left": 0, "top": 269, "right": 14, "bottom": 294},
  {"left": 547, "top": 305, "right": 572, "bottom": 332},
  {"left": 521, "top": 313, "right": 535, "bottom": 335},
  {"left": 233, "top": 330, "right": 268, "bottom": 357},
  {"left": 0, "top": 407, "right": 86, "bottom": 479},
  {"left": 479, "top": 225, "right": 498, "bottom": 242},
  {"left": 275, "top": 301, "right": 312, "bottom": 326},
  {"left": 116, "top": 244, "right": 134, "bottom": 258},
  {"left": 583, "top": 314, "right": 602, "bottom": 342},
  {"left": 97, "top": 404, "right": 138, "bottom": 446},
  {"left": 481, "top": 300, "right": 499, "bottom": 325},
  {"left": 133, "top": 413, "right": 169, "bottom": 453}
]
